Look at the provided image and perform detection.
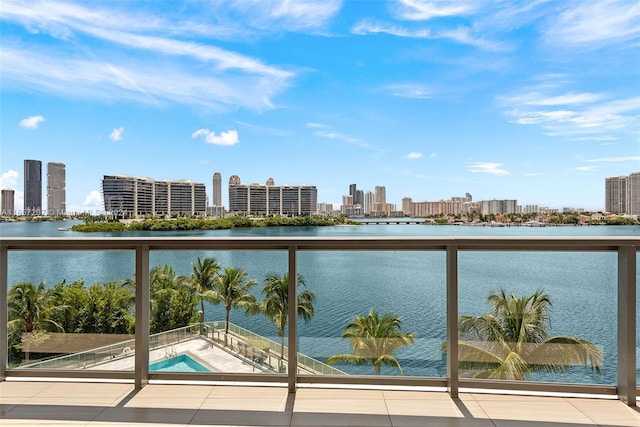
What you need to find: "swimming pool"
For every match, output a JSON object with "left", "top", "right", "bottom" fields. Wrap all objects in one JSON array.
[{"left": 149, "top": 354, "right": 211, "bottom": 372}]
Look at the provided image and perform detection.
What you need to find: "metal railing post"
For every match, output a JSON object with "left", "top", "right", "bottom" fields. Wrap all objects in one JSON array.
[
  {"left": 1, "top": 246, "right": 7, "bottom": 381},
  {"left": 288, "top": 246, "right": 297, "bottom": 393},
  {"left": 617, "top": 245, "right": 636, "bottom": 406},
  {"left": 446, "top": 245, "right": 459, "bottom": 398},
  {"left": 135, "top": 246, "right": 150, "bottom": 389}
]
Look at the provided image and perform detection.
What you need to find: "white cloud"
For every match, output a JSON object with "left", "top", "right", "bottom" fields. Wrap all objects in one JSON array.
[
  {"left": 406, "top": 152, "right": 423, "bottom": 159},
  {"left": 469, "top": 162, "right": 510, "bottom": 176},
  {"left": 306, "top": 122, "right": 324, "bottom": 128},
  {"left": 83, "top": 190, "right": 102, "bottom": 206},
  {"left": 192, "top": 129, "right": 239, "bottom": 146},
  {"left": 430, "top": 152, "right": 437, "bottom": 158},
  {"left": 352, "top": 20, "right": 430, "bottom": 38},
  {"left": 383, "top": 83, "right": 433, "bottom": 99},
  {"left": 0, "top": 170, "right": 19, "bottom": 189},
  {"left": 19, "top": 115, "right": 45, "bottom": 129},
  {"left": 574, "top": 165, "right": 598, "bottom": 171},
  {"left": 586, "top": 156, "right": 640, "bottom": 162},
  {"left": 0, "top": 1, "right": 294, "bottom": 112},
  {"left": 394, "top": 0, "right": 477, "bottom": 21},
  {"left": 504, "top": 92, "right": 603, "bottom": 106},
  {"left": 110, "top": 127, "right": 124, "bottom": 141},
  {"left": 233, "top": 0, "right": 343, "bottom": 32},
  {"left": 544, "top": 0, "right": 640, "bottom": 48}
]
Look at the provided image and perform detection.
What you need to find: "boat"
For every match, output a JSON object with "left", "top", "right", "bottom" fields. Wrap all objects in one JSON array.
[{"left": 57, "top": 227, "right": 72, "bottom": 231}]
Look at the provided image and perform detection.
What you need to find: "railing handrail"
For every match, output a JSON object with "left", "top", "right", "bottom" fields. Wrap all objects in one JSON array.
[{"left": 2, "top": 235, "right": 638, "bottom": 252}]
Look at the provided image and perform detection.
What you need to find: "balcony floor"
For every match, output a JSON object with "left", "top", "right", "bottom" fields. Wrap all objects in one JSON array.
[{"left": 1, "top": 380, "right": 639, "bottom": 427}]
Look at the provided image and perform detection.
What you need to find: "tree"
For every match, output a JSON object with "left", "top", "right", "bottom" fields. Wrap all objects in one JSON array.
[
  {"left": 456, "top": 289, "right": 603, "bottom": 380},
  {"left": 183, "top": 257, "right": 220, "bottom": 320},
  {"left": 8, "top": 281, "right": 64, "bottom": 333},
  {"left": 77, "top": 281, "right": 135, "bottom": 334},
  {"left": 255, "top": 273, "right": 315, "bottom": 358},
  {"left": 150, "top": 264, "right": 198, "bottom": 333},
  {"left": 212, "top": 266, "right": 257, "bottom": 335},
  {"left": 326, "top": 309, "right": 415, "bottom": 375}
]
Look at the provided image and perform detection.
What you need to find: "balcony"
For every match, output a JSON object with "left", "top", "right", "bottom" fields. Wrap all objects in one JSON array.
[{"left": 1, "top": 235, "right": 638, "bottom": 415}]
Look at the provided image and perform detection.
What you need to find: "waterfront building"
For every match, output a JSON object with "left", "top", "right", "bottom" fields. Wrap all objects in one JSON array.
[
  {"left": 402, "top": 197, "right": 412, "bottom": 216},
  {"left": 628, "top": 172, "right": 640, "bottom": 216},
  {"left": 480, "top": 199, "right": 517, "bottom": 216},
  {"left": 47, "top": 162, "right": 66, "bottom": 216},
  {"left": 605, "top": 175, "right": 628, "bottom": 214},
  {"left": 212, "top": 172, "right": 222, "bottom": 208},
  {"left": 24, "top": 159, "right": 42, "bottom": 214},
  {"left": 374, "top": 186, "right": 386, "bottom": 205},
  {"left": 1, "top": 188, "right": 15, "bottom": 215},
  {"left": 364, "top": 191, "right": 375, "bottom": 214},
  {"left": 102, "top": 175, "right": 206, "bottom": 218},
  {"left": 228, "top": 176, "right": 317, "bottom": 216}
]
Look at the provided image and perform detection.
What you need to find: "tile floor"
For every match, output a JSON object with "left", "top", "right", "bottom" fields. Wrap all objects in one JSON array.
[{"left": 1, "top": 380, "right": 639, "bottom": 426}]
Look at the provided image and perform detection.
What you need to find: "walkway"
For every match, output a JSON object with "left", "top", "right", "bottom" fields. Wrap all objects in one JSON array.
[{"left": 1, "top": 380, "right": 638, "bottom": 426}]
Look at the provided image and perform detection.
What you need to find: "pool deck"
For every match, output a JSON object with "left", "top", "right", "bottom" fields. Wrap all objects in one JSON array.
[{"left": 89, "top": 337, "right": 273, "bottom": 373}]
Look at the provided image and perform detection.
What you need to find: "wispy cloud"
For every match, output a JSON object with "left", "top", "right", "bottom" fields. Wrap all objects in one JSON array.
[
  {"left": 235, "top": 120, "right": 291, "bottom": 136},
  {"left": 406, "top": 152, "right": 423, "bottom": 159},
  {"left": 500, "top": 81, "right": 640, "bottom": 138},
  {"left": 230, "top": 0, "right": 343, "bottom": 32},
  {"left": 19, "top": 115, "right": 45, "bottom": 129},
  {"left": 0, "top": 0, "right": 294, "bottom": 111},
  {"left": 469, "top": 162, "right": 510, "bottom": 176},
  {"left": 586, "top": 156, "right": 640, "bottom": 162},
  {"left": 393, "top": 0, "right": 478, "bottom": 21},
  {"left": 574, "top": 165, "right": 598, "bottom": 172},
  {"left": 543, "top": 0, "right": 640, "bottom": 48},
  {"left": 192, "top": 129, "right": 240, "bottom": 146},
  {"left": 110, "top": 127, "right": 124, "bottom": 141},
  {"left": 383, "top": 83, "right": 433, "bottom": 99},
  {"left": 352, "top": 20, "right": 430, "bottom": 38}
]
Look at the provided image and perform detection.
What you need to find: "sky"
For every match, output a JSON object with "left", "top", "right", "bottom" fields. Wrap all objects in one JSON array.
[{"left": 1, "top": 0, "right": 639, "bottom": 213}]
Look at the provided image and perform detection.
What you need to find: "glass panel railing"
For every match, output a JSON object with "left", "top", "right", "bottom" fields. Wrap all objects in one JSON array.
[
  {"left": 7, "top": 250, "right": 135, "bottom": 371},
  {"left": 298, "top": 250, "right": 446, "bottom": 378},
  {"left": 458, "top": 251, "right": 615, "bottom": 385}
]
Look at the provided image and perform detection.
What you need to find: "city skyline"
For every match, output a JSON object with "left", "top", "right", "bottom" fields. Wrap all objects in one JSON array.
[{"left": 1, "top": 1, "right": 639, "bottom": 212}]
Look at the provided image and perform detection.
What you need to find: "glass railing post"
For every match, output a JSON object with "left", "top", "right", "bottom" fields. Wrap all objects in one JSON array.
[
  {"left": 446, "top": 245, "right": 459, "bottom": 398},
  {"left": 617, "top": 246, "right": 636, "bottom": 406},
  {"left": 1, "top": 246, "right": 7, "bottom": 381},
  {"left": 135, "top": 245, "right": 150, "bottom": 389},
  {"left": 288, "top": 245, "right": 297, "bottom": 393}
]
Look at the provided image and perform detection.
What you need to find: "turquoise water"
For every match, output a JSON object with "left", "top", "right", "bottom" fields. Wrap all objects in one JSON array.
[
  {"left": 149, "top": 354, "right": 210, "bottom": 372},
  {"left": 2, "top": 220, "right": 639, "bottom": 383}
]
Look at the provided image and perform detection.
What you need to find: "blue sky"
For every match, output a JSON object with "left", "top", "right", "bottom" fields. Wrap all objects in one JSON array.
[{"left": 1, "top": 0, "right": 638, "bottom": 213}]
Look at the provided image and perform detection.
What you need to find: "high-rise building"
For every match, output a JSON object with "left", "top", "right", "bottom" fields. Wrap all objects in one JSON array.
[
  {"left": 374, "top": 186, "right": 386, "bottom": 205},
  {"left": 1, "top": 189, "right": 15, "bottom": 215},
  {"left": 102, "top": 175, "right": 206, "bottom": 218},
  {"left": 212, "top": 172, "right": 222, "bottom": 207},
  {"left": 24, "top": 159, "right": 42, "bottom": 214},
  {"left": 629, "top": 172, "right": 640, "bottom": 216},
  {"left": 605, "top": 173, "right": 640, "bottom": 215},
  {"left": 47, "top": 162, "right": 66, "bottom": 215},
  {"left": 228, "top": 175, "right": 317, "bottom": 216}
]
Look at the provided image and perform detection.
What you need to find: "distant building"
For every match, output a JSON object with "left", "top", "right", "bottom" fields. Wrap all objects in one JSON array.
[
  {"left": 374, "top": 186, "right": 386, "bottom": 205},
  {"left": 480, "top": 199, "right": 517, "bottom": 216},
  {"left": 1, "top": 189, "right": 15, "bottom": 215},
  {"left": 606, "top": 172, "right": 639, "bottom": 215},
  {"left": 102, "top": 175, "right": 206, "bottom": 218},
  {"left": 47, "top": 162, "right": 66, "bottom": 215},
  {"left": 24, "top": 159, "right": 42, "bottom": 214},
  {"left": 212, "top": 172, "right": 222, "bottom": 208},
  {"left": 228, "top": 176, "right": 317, "bottom": 216}
]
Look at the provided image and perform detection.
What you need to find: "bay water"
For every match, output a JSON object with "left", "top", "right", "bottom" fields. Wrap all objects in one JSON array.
[{"left": 2, "top": 220, "right": 638, "bottom": 384}]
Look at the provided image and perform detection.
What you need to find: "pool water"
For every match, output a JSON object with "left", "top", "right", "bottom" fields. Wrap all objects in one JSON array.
[{"left": 149, "top": 354, "right": 211, "bottom": 372}]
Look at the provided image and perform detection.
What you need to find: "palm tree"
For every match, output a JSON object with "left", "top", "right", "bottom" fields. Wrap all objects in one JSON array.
[
  {"left": 326, "top": 309, "right": 415, "bottom": 375},
  {"left": 8, "top": 281, "right": 64, "bottom": 333},
  {"left": 456, "top": 289, "right": 603, "bottom": 380},
  {"left": 212, "top": 266, "right": 257, "bottom": 335},
  {"left": 256, "top": 273, "right": 315, "bottom": 358},
  {"left": 183, "top": 257, "right": 220, "bottom": 320}
]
